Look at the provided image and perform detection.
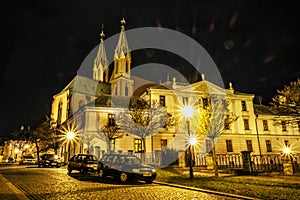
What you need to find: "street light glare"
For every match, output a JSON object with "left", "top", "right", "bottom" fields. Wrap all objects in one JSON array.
[
  {"left": 67, "top": 132, "right": 75, "bottom": 140},
  {"left": 182, "top": 106, "right": 194, "bottom": 118},
  {"left": 189, "top": 137, "right": 197, "bottom": 146},
  {"left": 283, "top": 147, "right": 291, "bottom": 154}
]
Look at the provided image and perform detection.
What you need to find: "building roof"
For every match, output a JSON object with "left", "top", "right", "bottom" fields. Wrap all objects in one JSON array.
[
  {"left": 61, "top": 75, "right": 110, "bottom": 96},
  {"left": 254, "top": 104, "right": 276, "bottom": 115}
]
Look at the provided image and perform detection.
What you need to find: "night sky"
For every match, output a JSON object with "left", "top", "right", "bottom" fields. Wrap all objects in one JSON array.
[{"left": 1, "top": 0, "right": 300, "bottom": 137}]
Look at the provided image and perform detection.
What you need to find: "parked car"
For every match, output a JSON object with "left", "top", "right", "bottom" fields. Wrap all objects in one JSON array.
[
  {"left": 5, "top": 157, "right": 15, "bottom": 164},
  {"left": 98, "top": 153, "right": 157, "bottom": 183},
  {"left": 39, "top": 154, "right": 61, "bottom": 168},
  {"left": 68, "top": 154, "right": 99, "bottom": 174},
  {"left": 19, "top": 155, "right": 37, "bottom": 165}
]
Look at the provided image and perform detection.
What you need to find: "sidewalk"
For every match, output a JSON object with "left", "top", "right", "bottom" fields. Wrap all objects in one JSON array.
[{"left": 0, "top": 173, "right": 28, "bottom": 200}]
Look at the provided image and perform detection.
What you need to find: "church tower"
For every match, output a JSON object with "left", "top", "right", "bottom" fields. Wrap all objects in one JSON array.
[
  {"left": 110, "top": 18, "right": 134, "bottom": 96},
  {"left": 93, "top": 28, "right": 109, "bottom": 82}
]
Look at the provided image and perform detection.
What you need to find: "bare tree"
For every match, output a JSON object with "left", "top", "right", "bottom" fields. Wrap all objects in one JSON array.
[
  {"left": 196, "top": 97, "right": 238, "bottom": 176},
  {"left": 100, "top": 125, "right": 122, "bottom": 153},
  {"left": 116, "top": 102, "right": 167, "bottom": 153}
]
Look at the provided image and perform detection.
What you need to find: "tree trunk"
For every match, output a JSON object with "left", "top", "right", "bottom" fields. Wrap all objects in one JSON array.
[
  {"left": 35, "top": 138, "right": 41, "bottom": 168},
  {"left": 142, "top": 137, "right": 146, "bottom": 153},
  {"left": 141, "top": 137, "right": 146, "bottom": 162},
  {"left": 212, "top": 138, "right": 218, "bottom": 176},
  {"left": 108, "top": 140, "right": 111, "bottom": 153}
]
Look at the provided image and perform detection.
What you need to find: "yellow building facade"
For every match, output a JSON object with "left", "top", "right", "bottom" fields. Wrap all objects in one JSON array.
[{"left": 51, "top": 20, "right": 300, "bottom": 164}]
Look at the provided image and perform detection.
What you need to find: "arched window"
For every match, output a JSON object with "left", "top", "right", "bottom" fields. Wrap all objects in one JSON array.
[{"left": 57, "top": 101, "right": 63, "bottom": 125}]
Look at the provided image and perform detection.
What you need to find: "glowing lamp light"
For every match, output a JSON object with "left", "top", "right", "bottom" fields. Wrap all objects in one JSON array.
[
  {"left": 67, "top": 132, "right": 75, "bottom": 140},
  {"left": 189, "top": 137, "right": 197, "bottom": 146},
  {"left": 24, "top": 144, "right": 29, "bottom": 149},
  {"left": 182, "top": 106, "right": 194, "bottom": 118},
  {"left": 283, "top": 147, "right": 291, "bottom": 154},
  {"left": 14, "top": 149, "right": 19, "bottom": 154}
]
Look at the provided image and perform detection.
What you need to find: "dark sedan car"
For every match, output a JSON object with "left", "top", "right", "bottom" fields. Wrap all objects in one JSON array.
[
  {"left": 39, "top": 154, "right": 61, "bottom": 168},
  {"left": 68, "top": 154, "right": 99, "bottom": 174},
  {"left": 98, "top": 153, "right": 157, "bottom": 183}
]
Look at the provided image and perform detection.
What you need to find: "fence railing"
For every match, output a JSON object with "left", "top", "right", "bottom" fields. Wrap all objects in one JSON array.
[
  {"left": 216, "top": 154, "right": 243, "bottom": 169},
  {"left": 251, "top": 154, "right": 283, "bottom": 172},
  {"left": 124, "top": 151, "right": 300, "bottom": 173}
]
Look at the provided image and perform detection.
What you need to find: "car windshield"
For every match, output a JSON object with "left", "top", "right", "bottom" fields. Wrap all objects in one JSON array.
[
  {"left": 120, "top": 156, "right": 142, "bottom": 164},
  {"left": 44, "top": 154, "right": 58, "bottom": 159},
  {"left": 23, "top": 156, "right": 34, "bottom": 159},
  {"left": 84, "top": 155, "right": 98, "bottom": 161}
]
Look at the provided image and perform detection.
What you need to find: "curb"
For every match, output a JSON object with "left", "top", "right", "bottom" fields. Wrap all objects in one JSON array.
[{"left": 153, "top": 181, "right": 259, "bottom": 200}]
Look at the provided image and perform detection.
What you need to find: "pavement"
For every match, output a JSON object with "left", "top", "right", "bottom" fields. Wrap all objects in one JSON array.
[
  {"left": 0, "top": 167, "right": 29, "bottom": 200},
  {"left": 1, "top": 164, "right": 299, "bottom": 200}
]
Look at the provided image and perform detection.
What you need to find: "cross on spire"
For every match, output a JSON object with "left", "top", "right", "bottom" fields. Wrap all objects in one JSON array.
[
  {"left": 121, "top": 17, "right": 126, "bottom": 31},
  {"left": 100, "top": 24, "right": 105, "bottom": 41}
]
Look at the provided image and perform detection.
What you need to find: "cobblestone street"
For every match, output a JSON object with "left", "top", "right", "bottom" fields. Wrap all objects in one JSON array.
[{"left": 0, "top": 165, "right": 237, "bottom": 200}]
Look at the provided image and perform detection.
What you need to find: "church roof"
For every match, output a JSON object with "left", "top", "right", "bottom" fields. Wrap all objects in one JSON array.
[{"left": 61, "top": 75, "right": 110, "bottom": 96}]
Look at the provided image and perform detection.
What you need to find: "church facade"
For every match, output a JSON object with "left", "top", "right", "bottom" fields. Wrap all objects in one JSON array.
[{"left": 51, "top": 20, "right": 300, "bottom": 164}]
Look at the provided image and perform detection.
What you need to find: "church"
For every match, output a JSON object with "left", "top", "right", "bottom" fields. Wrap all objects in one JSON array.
[{"left": 51, "top": 19, "right": 300, "bottom": 165}]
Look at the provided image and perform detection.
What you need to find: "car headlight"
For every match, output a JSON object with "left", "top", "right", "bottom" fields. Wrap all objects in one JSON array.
[
  {"left": 46, "top": 160, "right": 50, "bottom": 163},
  {"left": 132, "top": 168, "right": 140, "bottom": 173}
]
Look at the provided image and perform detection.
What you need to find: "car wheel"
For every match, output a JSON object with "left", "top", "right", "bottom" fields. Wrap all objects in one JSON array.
[
  {"left": 68, "top": 166, "right": 72, "bottom": 173},
  {"left": 98, "top": 169, "right": 105, "bottom": 178},
  {"left": 120, "top": 172, "right": 128, "bottom": 183},
  {"left": 80, "top": 168, "right": 85, "bottom": 174},
  {"left": 145, "top": 180, "right": 153, "bottom": 184}
]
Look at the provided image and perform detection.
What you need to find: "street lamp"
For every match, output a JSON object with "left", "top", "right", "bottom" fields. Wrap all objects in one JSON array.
[
  {"left": 182, "top": 105, "right": 194, "bottom": 179},
  {"left": 283, "top": 147, "right": 291, "bottom": 154},
  {"left": 66, "top": 131, "right": 75, "bottom": 161},
  {"left": 60, "top": 123, "right": 79, "bottom": 163},
  {"left": 254, "top": 114, "right": 262, "bottom": 157}
]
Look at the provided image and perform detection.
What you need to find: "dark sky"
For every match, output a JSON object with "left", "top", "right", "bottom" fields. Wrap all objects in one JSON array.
[{"left": 1, "top": 0, "right": 300, "bottom": 137}]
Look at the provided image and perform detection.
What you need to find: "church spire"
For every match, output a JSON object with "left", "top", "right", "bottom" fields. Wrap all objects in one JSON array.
[
  {"left": 114, "top": 18, "right": 130, "bottom": 59},
  {"left": 110, "top": 18, "right": 133, "bottom": 97},
  {"left": 93, "top": 25, "right": 109, "bottom": 82}
]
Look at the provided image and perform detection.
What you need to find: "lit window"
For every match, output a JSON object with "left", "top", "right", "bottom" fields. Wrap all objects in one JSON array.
[
  {"left": 284, "top": 140, "right": 290, "bottom": 147},
  {"left": 243, "top": 119, "right": 250, "bottom": 130},
  {"left": 161, "top": 139, "right": 167, "bottom": 149},
  {"left": 226, "top": 140, "right": 233, "bottom": 152},
  {"left": 134, "top": 139, "right": 143, "bottom": 153},
  {"left": 246, "top": 140, "right": 253, "bottom": 152},
  {"left": 108, "top": 114, "right": 115, "bottom": 126},
  {"left": 241, "top": 101, "right": 247, "bottom": 111},
  {"left": 57, "top": 102, "right": 63, "bottom": 125},
  {"left": 263, "top": 120, "right": 268, "bottom": 131},
  {"left": 266, "top": 140, "right": 272, "bottom": 152},
  {"left": 110, "top": 139, "right": 115, "bottom": 151},
  {"left": 159, "top": 95, "right": 166, "bottom": 107},
  {"left": 281, "top": 121, "right": 287, "bottom": 131}
]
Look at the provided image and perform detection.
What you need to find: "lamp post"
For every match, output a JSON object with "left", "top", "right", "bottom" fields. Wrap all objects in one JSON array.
[
  {"left": 255, "top": 114, "right": 262, "bottom": 157},
  {"left": 182, "top": 106, "right": 194, "bottom": 179}
]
